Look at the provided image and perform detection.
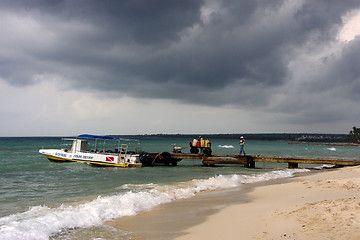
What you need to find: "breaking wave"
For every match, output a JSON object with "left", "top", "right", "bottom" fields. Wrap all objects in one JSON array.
[{"left": 0, "top": 169, "right": 309, "bottom": 240}]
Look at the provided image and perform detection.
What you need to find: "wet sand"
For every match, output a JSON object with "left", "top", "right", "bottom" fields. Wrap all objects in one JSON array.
[
  {"left": 106, "top": 178, "right": 294, "bottom": 239},
  {"left": 107, "top": 166, "right": 360, "bottom": 239},
  {"left": 175, "top": 166, "right": 360, "bottom": 240}
]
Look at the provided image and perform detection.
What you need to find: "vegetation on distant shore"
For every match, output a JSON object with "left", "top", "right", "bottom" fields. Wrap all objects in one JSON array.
[
  {"left": 115, "top": 133, "right": 351, "bottom": 143},
  {"left": 112, "top": 127, "right": 360, "bottom": 143},
  {"left": 349, "top": 127, "right": 360, "bottom": 143}
]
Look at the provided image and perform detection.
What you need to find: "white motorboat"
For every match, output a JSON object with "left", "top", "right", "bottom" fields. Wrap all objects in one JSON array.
[{"left": 39, "top": 134, "right": 142, "bottom": 167}]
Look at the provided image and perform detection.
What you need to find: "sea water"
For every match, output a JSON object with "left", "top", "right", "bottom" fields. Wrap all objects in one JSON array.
[{"left": 0, "top": 137, "right": 358, "bottom": 239}]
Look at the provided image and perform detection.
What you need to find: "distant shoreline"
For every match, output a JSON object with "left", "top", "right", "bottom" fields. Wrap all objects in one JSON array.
[
  {"left": 288, "top": 142, "right": 360, "bottom": 147},
  {"left": 1, "top": 133, "right": 356, "bottom": 144},
  {"left": 112, "top": 133, "right": 352, "bottom": 143}
]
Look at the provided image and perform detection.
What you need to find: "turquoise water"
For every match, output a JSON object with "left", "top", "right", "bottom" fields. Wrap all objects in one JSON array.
[{"left": 0, "top": 137, "right": 358, "bottom": 239}]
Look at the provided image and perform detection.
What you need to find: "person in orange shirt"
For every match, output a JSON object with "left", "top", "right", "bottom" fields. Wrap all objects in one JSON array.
[{"left": 239, "top": 136, "right": 246, "bottom": 155}]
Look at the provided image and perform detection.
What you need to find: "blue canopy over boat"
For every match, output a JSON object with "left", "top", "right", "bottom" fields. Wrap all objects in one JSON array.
[{"left": 77, "top": 134, "right": 134, "bottom": 142}]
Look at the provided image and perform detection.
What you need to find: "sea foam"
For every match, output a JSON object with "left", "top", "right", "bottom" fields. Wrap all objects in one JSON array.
[
  {"left": 218, "top": 145, "right": 234, "bottom": 148},
  {"left": 0, "top": 168, "right": 309, "bottom": 240}
]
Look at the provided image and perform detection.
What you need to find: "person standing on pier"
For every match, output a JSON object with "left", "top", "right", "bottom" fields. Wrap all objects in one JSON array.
[{"left": 239, "top": 136, "right": 246, "bottom": 155}]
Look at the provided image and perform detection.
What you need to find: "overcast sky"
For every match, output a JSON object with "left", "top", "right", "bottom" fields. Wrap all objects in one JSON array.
[{"left": 1, "top": 0, "right": 360, "bottom": 136}]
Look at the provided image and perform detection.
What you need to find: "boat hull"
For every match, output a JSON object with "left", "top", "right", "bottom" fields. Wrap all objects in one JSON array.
[{"left": 39, "top": 149, "right": 142, "bottom": 168}]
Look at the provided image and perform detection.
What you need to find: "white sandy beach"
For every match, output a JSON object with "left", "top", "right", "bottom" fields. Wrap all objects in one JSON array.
[{"left": 175, "top": 166, "right": 360, "bottom": 240}]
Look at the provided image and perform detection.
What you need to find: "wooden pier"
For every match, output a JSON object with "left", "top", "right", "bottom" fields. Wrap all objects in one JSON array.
[{"left": 149, "top": 152, "right": 360, "bottom": 168}]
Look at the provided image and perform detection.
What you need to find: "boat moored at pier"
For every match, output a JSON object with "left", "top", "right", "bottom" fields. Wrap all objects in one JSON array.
[{"left": 39, "top": 134, "right": 142, "bottom": 167}]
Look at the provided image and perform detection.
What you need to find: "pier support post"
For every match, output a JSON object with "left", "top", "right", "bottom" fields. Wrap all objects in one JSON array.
[
  {"left": 288, "top": 162, "right": 298, "bottom": 169},
  {"left": 245, "top": 156, "right": 255, "bottom": 168}
]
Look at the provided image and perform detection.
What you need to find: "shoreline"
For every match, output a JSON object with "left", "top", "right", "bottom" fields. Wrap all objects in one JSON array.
[
  {"left": 107, "top": 182, "right": 255, "bottom": 239},
  {"left": 175, "top": 166, "right": 360, "bottom": 240},
  {"left": 106, "top": 166, "right": 360, "bottom": 240},
  {"left": 106, "top": 170, "right": 309, "bottom": 239}
]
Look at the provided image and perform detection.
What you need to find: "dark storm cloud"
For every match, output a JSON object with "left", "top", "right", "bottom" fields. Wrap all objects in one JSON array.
[
  {"left": 268, "top": 35, "right": 360, "bottom": 125},
  {"left": 325, "top": 37, "right": 360, "bottom": 101},
  {"left": 0, "top": 0, "right": 201, "bottom": 44},
  {"left": 1, "top": 0, "right": 360, "bottom": 113}
]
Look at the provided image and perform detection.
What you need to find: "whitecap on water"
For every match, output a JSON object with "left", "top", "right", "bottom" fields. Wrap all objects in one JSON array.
[{"left": 218, "top": 145, "right": 234, "bottom": 149}]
